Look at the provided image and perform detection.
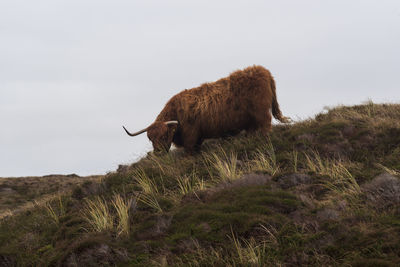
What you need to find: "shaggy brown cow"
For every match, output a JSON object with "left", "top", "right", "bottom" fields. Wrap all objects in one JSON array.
[{"left": 123, "top": 65, "right": 290, "bottom": 153}]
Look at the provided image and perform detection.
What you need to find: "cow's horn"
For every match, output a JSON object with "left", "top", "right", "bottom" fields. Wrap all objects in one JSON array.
[
  {"left": 164, "top": 120, "right": 178, "bottom": 125},
  {"left": 122, "top": 126, "right": 147, "bottom": 137}
]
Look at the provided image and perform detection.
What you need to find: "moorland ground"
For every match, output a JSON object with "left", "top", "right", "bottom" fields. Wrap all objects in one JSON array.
[{"left": 1, "top": 102, "right": 399, "bottom": 266}]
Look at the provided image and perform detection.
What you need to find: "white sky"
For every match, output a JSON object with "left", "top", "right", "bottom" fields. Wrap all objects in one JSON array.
[{"left": 1, "top": 0, "right": 399, "bottom": 177}]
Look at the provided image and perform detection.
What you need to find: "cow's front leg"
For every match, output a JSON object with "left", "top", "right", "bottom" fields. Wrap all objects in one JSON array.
[{"left": 182, "top": 128, "right": 200, "bottom": 155}]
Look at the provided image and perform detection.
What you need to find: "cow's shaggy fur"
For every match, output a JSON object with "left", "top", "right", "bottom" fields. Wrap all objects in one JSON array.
[{"left": 126, "top": 65, "right": 290, "bottom": 153}]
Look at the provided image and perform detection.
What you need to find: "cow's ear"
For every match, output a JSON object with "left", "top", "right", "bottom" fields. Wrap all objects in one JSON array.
[
  {"left": 166, "top": 121, "right": 178, "bottom": 130},
  {"left": 168, "top": 123, "right": 178, "bottom": 134}
]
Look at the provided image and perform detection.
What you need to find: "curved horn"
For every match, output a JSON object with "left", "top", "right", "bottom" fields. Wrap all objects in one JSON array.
[
  {"left": 164, "top": 120, "right": 178, "bottom": 125},
  {"left": 122, "top": 125, "right": 148, "bottom": 137}
]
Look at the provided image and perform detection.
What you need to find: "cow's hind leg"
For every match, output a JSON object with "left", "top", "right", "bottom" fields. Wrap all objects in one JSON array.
[{"left": 253, "top": 110, "right": 272, "bottom": 138}]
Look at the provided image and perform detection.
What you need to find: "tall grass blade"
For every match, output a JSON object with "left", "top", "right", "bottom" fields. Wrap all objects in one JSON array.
[
  {"left": 82, "top": 196, "right": 113, "bottom": 232},
  {"left": 138, "top": 193, "right": 163, "bottom": 213},
  {"left": 132, "top": 168, "right": 159, "bottom": 195},
  {"left": 111, "top": 194, "right": 134, "bottom": 237}
]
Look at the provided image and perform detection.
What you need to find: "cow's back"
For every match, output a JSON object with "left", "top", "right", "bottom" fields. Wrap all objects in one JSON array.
[{"left": 175, "top": 65, "right": 274, "bottom": 138}]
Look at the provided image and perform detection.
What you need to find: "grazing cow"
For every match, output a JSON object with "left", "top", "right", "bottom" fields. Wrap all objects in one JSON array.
[{"left": 123, "top": 65, "right": 290, "bottom": 153}]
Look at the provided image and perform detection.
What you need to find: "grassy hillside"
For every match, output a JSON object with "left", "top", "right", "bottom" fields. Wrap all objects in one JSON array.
[
  {"left": 0, "top": 175, "right": 102, "bottom": 220},
  {"left": 1, "top": 102, "right": 400, "bottom": 266}
]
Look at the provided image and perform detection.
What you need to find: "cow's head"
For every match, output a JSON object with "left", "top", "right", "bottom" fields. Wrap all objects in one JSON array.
[{"left": 123, "top": 121, "right": 178, "bottom": 152}]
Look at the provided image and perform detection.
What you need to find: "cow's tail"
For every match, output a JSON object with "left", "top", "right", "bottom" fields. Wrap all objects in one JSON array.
[{"left": 271, "top": 78, "right": 291, "bottom": 123}]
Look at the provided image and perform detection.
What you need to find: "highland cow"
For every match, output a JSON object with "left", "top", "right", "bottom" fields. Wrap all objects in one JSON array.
[{"left": 123, "top": 65, "right": 290, "bottom": 153}]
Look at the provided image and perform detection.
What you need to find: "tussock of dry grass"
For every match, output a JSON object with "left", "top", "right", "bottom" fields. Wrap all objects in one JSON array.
[
  {"left": 112, "top": 194, "right": 135, "bottom": 237},
  {"left": 43, "top": 194, "right": 66, "bottom": 225},
  {"left": 304, "top": 151, "right": 361, "bottom": 200},
  {"left": 175, "top": 172, "right": 207, "bottom": 196},
  {"left": 138, "top": 192, "right": 163, "bottom": 213},
  {"left": 229, "top": 227, "right": 269, "bottom": 266},
  {"left": 204, "top": 149, "right": 242, "bottom": 182},
  {"left": 132, "top": 168, "right": 159, "bottom": 195},
  {"left": 250, "top": 149, "right": 280, "bottom": 175},
  {"left": 82, "top": 196, "right": 113, "bottom": 232},
  {"left": 82, "top": 194, "right": 135, "bottom": 236}
]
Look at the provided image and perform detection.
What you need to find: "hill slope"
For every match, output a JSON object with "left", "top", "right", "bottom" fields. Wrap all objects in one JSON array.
[
  {"left": 0, "top": 175, "right": 102, "bottom": 220},
  {"left": 1, "top": 102, "right": 400, "bottom": 266}
]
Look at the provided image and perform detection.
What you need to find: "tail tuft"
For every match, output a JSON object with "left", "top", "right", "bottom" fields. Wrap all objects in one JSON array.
[{"left": 271, "top": 78, "right": 291, "bottom": 123}]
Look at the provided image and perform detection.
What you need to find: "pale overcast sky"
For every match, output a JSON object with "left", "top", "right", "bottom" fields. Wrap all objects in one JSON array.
[{"left": 1, "top": 0, "right": 399, "bottom": 177}]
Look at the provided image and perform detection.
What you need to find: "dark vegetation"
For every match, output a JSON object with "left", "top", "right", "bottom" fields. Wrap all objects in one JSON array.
[
  {"left": 0, "top": 175, "right": 101, "bottom": 220},
  {"left": 1, "top": 102, "right": 400, "bottom": 266}
]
